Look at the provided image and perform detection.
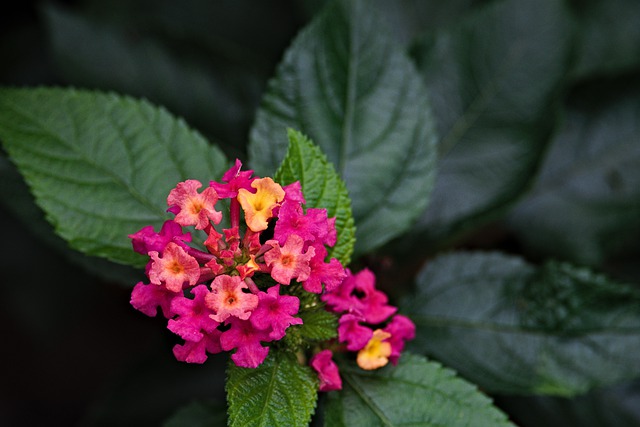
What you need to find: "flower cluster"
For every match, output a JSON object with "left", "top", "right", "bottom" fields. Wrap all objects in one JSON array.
[
  {"left": 128, "top": 160, "right": 414, "bottom": 390},
  {"left": 310, "top": 269, "right": 416, "bottom": 391}
]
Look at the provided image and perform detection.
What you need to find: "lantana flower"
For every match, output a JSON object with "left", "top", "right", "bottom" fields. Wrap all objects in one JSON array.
[
  {"left": 237, "top": 177, "right": 285, "bottom": 232},
  {"left": 148, "top": 242, "right": 200, "bottom": 292},
  {"left": 205, "top": 274, "right": 258, "bottom": 322},
  {"left": 128, "top": 158, "right": 414, "bottom": 391},
  {"left": 167, "top": 179, "right": 222, "bottom": 229},
  {"left": 310, "top": 350, "right": 342, "bottom": 392},
  {"left": 264, "top": 234, "right": 315, "bottom": 285}
]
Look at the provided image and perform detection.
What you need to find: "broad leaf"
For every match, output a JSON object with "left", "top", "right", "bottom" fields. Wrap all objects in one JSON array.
[
  {"left": 402, "top": 252, "right": 640, "bottom": 396},
  {"left": 370, "top": 0, "right": 482, "bottom": 45},
  {"left": 0, "top": 154, "right": 141, "bottom": 284},
  {"left": 324, "top": 353, "right": 514, "bottom": 427},
  {"left": 0, "top": 87, "right": 228, "bottom": 267},
  {"left": 249, "top": 0, "right": 438, "bottom": 255},
  {"left": 226, "top": 351, "right": 318, "bottom": 427},
  {"left": 163, "top": 400, "right": 227, "bottom": 427},
  {"left": 508, "top": 85, "right": 640, "bottom": 266},
  {"left": 275, "top": 129, "right": 355, "bottom": 266},
  {"left": 500, "top": 380, "right": 640, "bottom": 427},
  {"left": 43, "top": 3, "right": 264, "bottom": 152},
  {"left": 403, "top": 0, "right": 571, "bottom": 251},
  {"left": 570, "top": 0, "right": 640, "bottom": 79}
]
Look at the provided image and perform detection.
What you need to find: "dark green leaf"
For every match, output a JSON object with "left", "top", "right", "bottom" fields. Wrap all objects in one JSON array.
[
  {"left": 275, "top": 129, "right": 355, "bottom": 266},
  {"left": 499, "top": 380, "right": 640, "bottom": 427},
  {"left": 0, "top": 87, "right": 228, "bottom": 267},
  {"left": 404, "top": 0, "right": 571, "bottom": 250},
  {"left": 570, "top": 0, "right": 640, "bottom": 79},
  {"left": 43, "top": 3, "right": 261, "bottom": 152},
  {"left": 163, "top": 400, "right": 227, "bottom": 427},
  {"left": 249, "top": 0, "right": 438, "bottom": 255},
  {"left": 402, "top": 252, "right": 640, "bottom": 396},
  {"left": 0, "top": 154, "right": 141, "bottom": 285},
  {"left": 508, "top": 85, "right": 640, "bottom": 266},
  {"left": 295, "top": 304, "right": 338, "bottom": 343},
  {"left": 370, "top": 0, "right": 482, "bottom": 45},
  {"left": 324, "top": 353, "right": 514, "bottom": 427},
  {"left": 226, "top": 351, "right": 318, "bottom": 427}
]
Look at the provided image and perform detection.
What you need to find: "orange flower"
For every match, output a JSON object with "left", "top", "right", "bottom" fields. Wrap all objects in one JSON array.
[
  {"left": 237, "top": 177, "right": 285, "bottom": 232},
  {"left": 356, "top": 329, "right": 392, "bottom": 370}
]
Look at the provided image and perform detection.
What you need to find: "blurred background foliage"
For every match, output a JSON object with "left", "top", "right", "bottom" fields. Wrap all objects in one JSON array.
[{"left": 1, "top": 0, "right": 639, "bottom": 425}]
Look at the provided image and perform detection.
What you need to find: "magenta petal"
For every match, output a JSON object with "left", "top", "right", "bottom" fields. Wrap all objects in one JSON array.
[
  {"left": 310, "top": 350, "right": 342, "bottom": 392},
  {"left": 130, "top": 281, "right": 177, "bottom": 318},
  {"left": 172, "top": 330, "right": 222, "bottom": 364},
  {"left": 303, "top": 244, "right": 346, "bottom": 294},
  {"left": 167, "top": 285, "right": 219, "bottom": 340},
  {"left": 384, "top": 314, "right": 416, "bottom": 365},
  {"left": 220, "top": 318, "right": 271, "bottom": 368},
  {"left": 129, "top": 220, "right": 191, "bottom": 255},
  {"left": 231, "top": 343, "right": 270, "bottom": 368},
  {"left": 338, "top": 314, "right": 373, "bottom": 351},
  {"left": 250, "top": 285, "right": 303, "bottom": 340},
  {"left": 210, "top": 159, "right": 256, "bottom": 198}
]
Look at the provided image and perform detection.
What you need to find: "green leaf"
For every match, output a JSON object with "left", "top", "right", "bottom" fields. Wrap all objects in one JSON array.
[
  {"left": 570, "top": 0, "right": 640, "bottom": 79},
  {"left": 275, "top": 129, "right": 355, "bottom": 266},
  {"left": 402, "top": 252, "right": 640, "bottom": 396},
  {"left": 249, "top": 0, "right": 438, "bottom": 255},
  {"left": 324, "top": 353, "right": 514, "bottom": 427},
  {"left": 0, "top": 154, "right": 141, "bottom": 285},
  {"left": 500, "top": 380, "right": 640, "bottom": 427},
  {"left": 0, "top": 87, "right": 228, "bottom": 267},
  {"left": 295, "top": 304, "right": 338, "bottom": 343},
  {"left": 226, "top": 351, "right": 318, "bottom": 427},
  {"left": 43, "top": 3, "right": 262, "bottom": 151},
  {"left": 163, "top": 400, "right": 227, "bottom": 427},
  {"left": 404, "top": 0, "right": 572, "bottom": 250},
  {"left": 508, "top": 84, "right": 640, "bottom": 266},
  {"left": 370, "top": 0, "right": 483, "bottom": 45}
]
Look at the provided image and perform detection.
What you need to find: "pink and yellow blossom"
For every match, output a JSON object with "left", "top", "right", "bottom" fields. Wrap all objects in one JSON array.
[
  {"left": 237, "top": 177, "right": 285, "bottom": 232},
  {"left": 205, "top": 274, "right": 258, "bottom": 322},
  {"left": 167, "top": 179, "right": 222, "bottom": 229},
  {"left": 264, "top": 235, "right": 315, "bottom": 285},
  {"left": 148, "top": 242, "right": 201, "bottom": 292}
]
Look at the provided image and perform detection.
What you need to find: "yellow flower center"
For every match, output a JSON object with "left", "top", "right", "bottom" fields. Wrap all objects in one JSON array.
[{"left": 357, "top": 329, "right": 392, "bottom": 370}]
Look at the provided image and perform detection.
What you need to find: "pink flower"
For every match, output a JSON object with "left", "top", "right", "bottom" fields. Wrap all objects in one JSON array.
[
  {"left": 321, "top": 268, "right": 396, "bottom": 324},
  {"left": 167, "top": 179, "right": 222, "bottom": 229},
  {"left": 129, "top": 220, "right": 191, "bottom": 255},
  {"left": 210, "top": 159, "right": 256, "bottom": 198},
  {"left": 283, "top": 181, "right": 305, "bottom": 204},
  {"left": 205, "top": 275, "right": 258, "bottom": 322},
  {"left": 338, "top": 314, "right": 373, "bottom": 351},
  {"left": 173, "top": 331, "right": 222, "bottom": 364},
  {"left": 130, "top": 281, "right": 177, "bottom": 318},
  {"left": 250, "top": 285, "right": 303, "bottom": 340},
  {"left": 148, "top": 242, "right": 201, "bottom": 292},
  {"left": 310, "top": 350, "right": 342, "bottom": 392},
  {"left": 272, "top": 202, "right": 321, "bottom": 245},
  {"left": 302, "top": 243, "right": 346, "bottom": 294},
  {"left": 383, "top": 315, "right": 416, "bottom": 365},
  {"left": 220, "top": 317, "right": 271, "bottom": 368},
  {"left": 167, "top": 285, "right": 220, "bottom": 342},
  {"left": 264, "top": 235, "right": 315, "bottom": 285}
]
